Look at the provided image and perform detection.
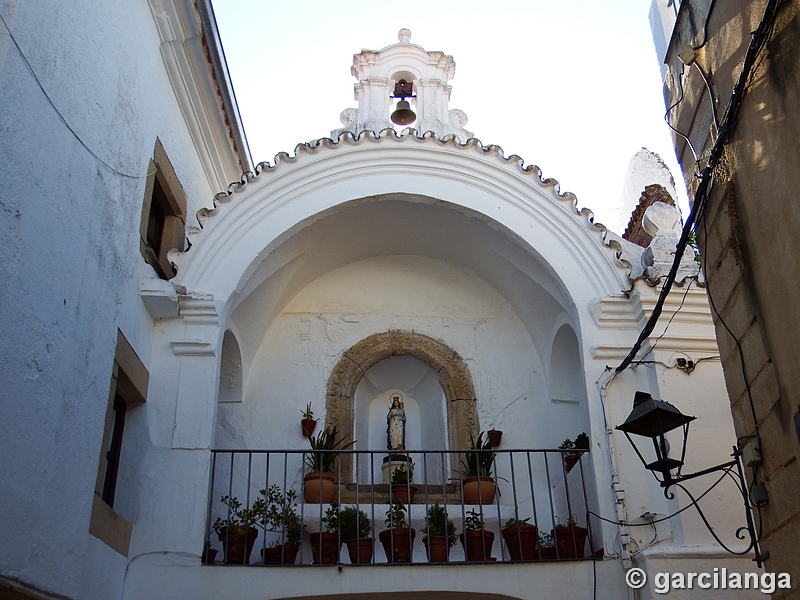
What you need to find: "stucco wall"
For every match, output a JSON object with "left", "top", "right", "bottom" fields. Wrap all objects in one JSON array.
[
  {"left": 0, "top": 1, "right": 239, "bottom": 598},
  {"left": 217, "top": 254, "right": 584, "bottom": 453}
]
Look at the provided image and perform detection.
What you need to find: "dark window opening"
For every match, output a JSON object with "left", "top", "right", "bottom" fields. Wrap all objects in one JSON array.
[
  {"left": 146, "top": 178, "right": 168, "bottom": 256},
  {"left": 101, "top": 393, "right": 127, "bottom": 507}
]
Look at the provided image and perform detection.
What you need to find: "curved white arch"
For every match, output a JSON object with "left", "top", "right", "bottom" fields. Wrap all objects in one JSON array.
[{"left": 173, "top": 132, "right": 629, "bottom": 316}]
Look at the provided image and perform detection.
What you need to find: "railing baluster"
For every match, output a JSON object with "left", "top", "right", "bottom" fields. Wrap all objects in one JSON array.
[{"left": 204, "top": 447, "right": 592, "bottom": 567}]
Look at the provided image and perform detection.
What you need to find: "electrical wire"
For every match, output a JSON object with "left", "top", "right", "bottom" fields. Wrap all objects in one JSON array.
[
  {"left": 0, "top": 11, "right": 155, "bottom": 179},
  {"left": 616, "top": 0, "right": 785, "bottom": 374},
  {"left": 663, "top": 63, "right": 700, "bottom": 165},
  {"left": 588, "top": 464, "right": 734, "bottom": 528},
  {"left": 693, "top": 61, "right": 721, "bottom": 134},
  {"left": 639, "top": 278, "right": 695, "bottom": 361},
  {"left": 693, "top": 0, "right": 718, "bottom": 50},
  {"left": 700, "top": 191, "right": 761, "bottom": 439}
]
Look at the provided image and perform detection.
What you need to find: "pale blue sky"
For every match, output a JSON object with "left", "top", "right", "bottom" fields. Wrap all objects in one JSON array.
[{"left": 213, "top": 0, "right": 686, "bottom": 224}]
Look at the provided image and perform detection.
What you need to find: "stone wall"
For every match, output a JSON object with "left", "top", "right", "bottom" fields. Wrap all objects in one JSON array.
[{"left": 662, "top": 1, "right": 800, "bottom": 593}]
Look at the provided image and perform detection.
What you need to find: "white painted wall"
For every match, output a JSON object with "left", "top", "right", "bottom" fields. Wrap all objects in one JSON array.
[{"left": 0, "top": 1, "right": 242, "bottom": 599}]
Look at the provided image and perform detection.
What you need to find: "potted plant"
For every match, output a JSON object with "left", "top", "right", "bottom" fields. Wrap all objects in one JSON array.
[
  {"left": 421, "top": 502, "right": 457, "bottom": 562},
  {"left": 309, "top": 502, "right": 343, "bottom": 564},
  {"left": 257, "top": 485, "right": 302, "bottom": 565},
  {"left": 501, "top": 517, "right": 538, "bottom": 561},
  {"left": 487, "top": 428, "right": 503, "bottom": 448},
  {"left": 535, "top": 531, "right": 556, "bottom": 560},
  {"left": 379, "top": 499, "right": 415, "bottom": 563},
  {"left": 461, "top": 431, "right": 497, "bottom": 504},
  {"left": 552, "top": 515, "right": 588, "bottom": 559},
  {"left": 560, "top": 432, "right": 589, "bottom": 473},
  {"left": 390, "top": 464, "right": 417, "bottom": 505},
  {"left": 460, "top": 509, "right": 494, "bottom": 562},
  {"left": 301, "top": 402, "right": 318, "bottom": 437},
  {"left": 304, "top": 426, "right": 355, "bottom": 503},
  {"left": 339, "top": 505, "right": 373, "bottom": 564},
  {"left": 212, "top": 495, "right": 259, "bottom": 564},
  {"left": 201, "top": 541, "right": 217, "bottom": 564}
]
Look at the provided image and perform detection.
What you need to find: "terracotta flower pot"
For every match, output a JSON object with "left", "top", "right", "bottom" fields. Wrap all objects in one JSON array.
[
  {"left": 501, "top": 525, "right": 538, "bottom": 560},
  {"left": 217, "top": 526, "right": 258, "bottom": 564},
  {"left": 304, "top": 471, "right": 335, "bottom": 503},
  {"left": 487, "top": 429, "right": 503, "bottom": 448},
  {"left": 345, "top": 537, "right": 374, "bottom": 564},
  {"left": 552, "top": 526, "right": 588, "bottom": 559},
  {"left": 201, "top": 546, "right": 217, "bottom": 564},
  {"left": 564, "top": 453, "right": 581, "bottom": 473},
  {"left": 261, "top": 543, "right": 300, "bottom": 565},
  {"left": 379, "top": 527, "right": 416, "bottom": 563},
  {"left": 535, "top": 546, "right": 557, "bottom": 560},
  {"left": 460, "top": 530, "right": 495, "bottom": 562},
  {"left": 309, "top": 531, "right": 342, "bottom": 564},
  {"left": 390, "top": 484, "right": 418, "bottom": 505},
  {"left": 301, "top": 418, "right": 318, "bottom": 437},
  {"left": 462, "top": 476, "right": 496, "bottom": 505},
  {"left": 423, "top": 536, "right": 450, "bottom": 562}
]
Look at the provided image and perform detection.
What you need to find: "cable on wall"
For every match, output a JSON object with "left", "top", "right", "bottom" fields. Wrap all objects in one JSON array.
[
  {"left": 0, "top": 12, "right": 155, "bottom": 179},
  {"left": 615, "top": 0, "right": 785, "bottom": 375}
]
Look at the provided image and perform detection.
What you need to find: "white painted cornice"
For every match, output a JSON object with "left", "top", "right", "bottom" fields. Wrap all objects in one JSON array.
[
  {"left": 146, "top": 0, "right": 250, "bottom": 193},
  {"left": 172, "top": 130, "right": 632, "bottom": 316}
]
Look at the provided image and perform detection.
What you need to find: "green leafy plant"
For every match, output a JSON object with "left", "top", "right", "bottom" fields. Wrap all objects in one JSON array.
[
  {"left": 687, "top": 228, "right": 701, "bottom": 264},
  {"left": 559, "top": 432, "right": 589, "bottom": 455},
  {"left": 384, "top": 499, "right": 409, "bottom": 529},
  {"left": 305, "top": 426, "right": 356, "bottom": 473},
  {"left": 421, "top": 503, "right": 457, "bottom": 547},
  {"left": 461, "top": 431, "right": 496, "bottom": 478},
  {"left": 504, "top": 517, "right": 532, "bottom": 528},
  {"left": 321, "top": 502, "right": 341, "bottom": 534},
  {"left": 301, "top": 402, "right": 315, "bottom": 420},
  {"left": 538, "top": 531, "right": 554, "bottom": 547},
  {"left": 554, "top": 515, "right": 578, "bottom": 528},
  {"left": 391, "top": 464, "right": 413, "bottom": 485},
  {"left": 256, "top": 485, "right": 302, "bottom": 545},
  {"left": 212, "top": 495, "right": 260, "bottom": 537},
  {"left": 463, "top": 509, "right": 486, "bottom": 532},
  {"left": 339, "top": 505, "right": 372, "bottom": 540}
]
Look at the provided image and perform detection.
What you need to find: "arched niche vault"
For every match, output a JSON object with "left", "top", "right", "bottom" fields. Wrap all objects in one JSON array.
[{"left": 326, "top": 330, "right": 478, "bottom": 478}]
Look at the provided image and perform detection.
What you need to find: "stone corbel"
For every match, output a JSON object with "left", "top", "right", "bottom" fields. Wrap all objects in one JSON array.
[{"left": 140, "top": 277, "right": 181, "bottom": 320}]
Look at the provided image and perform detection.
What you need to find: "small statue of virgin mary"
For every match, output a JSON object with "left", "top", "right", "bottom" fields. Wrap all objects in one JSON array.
[{"left": 386, "top": 393, "right": 406, "bottom": 451}]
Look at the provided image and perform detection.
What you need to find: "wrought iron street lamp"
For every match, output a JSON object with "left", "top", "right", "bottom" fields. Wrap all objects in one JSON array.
[
  {"left": 617, "top": 391, "right": 766, "bottom": 565},
  {"left": 616, "top": 391, "right": 695, "bottom": 485}
]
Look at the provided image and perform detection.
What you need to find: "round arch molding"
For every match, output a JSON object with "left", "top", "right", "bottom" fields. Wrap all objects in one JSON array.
[{"left": 325, "top": 330, "right": 479, "bottom": 472}]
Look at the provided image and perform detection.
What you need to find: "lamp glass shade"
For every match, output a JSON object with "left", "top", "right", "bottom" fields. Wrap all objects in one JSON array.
[{"left": 616, "top": 391, "right": 695, "bottom": 438}]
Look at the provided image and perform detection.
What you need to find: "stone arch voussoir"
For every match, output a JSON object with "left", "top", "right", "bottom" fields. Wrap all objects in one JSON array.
[{"left": 325, "top": 330, "right": 478, "bottom": 479}]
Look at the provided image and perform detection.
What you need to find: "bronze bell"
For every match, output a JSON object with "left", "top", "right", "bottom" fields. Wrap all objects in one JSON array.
[{"left": 391, "top": 99, "right": 416, "bottom": 125}]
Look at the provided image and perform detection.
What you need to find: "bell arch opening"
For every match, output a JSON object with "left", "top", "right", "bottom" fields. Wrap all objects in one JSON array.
[{"left": 325, "top": 330, "right": 479, "bottom": 479}]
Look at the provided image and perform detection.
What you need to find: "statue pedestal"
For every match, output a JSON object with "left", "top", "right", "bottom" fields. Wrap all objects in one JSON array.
[{"left": 381, "top": 454, "right": 413, "bottom": 484}]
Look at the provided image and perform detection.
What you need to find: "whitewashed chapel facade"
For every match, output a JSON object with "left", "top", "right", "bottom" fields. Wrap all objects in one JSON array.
[{"left": 1, "top": 10, "right": 758, "bottom": 600}]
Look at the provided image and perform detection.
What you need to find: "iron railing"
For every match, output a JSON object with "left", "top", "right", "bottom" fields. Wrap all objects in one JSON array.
[{"left": 204, "top": 448, "right": 593, "bottom": 566}]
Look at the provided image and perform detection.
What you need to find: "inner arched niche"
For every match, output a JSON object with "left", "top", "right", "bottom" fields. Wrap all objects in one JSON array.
[
  {"left": 547, "top": 323, "right": 590, "bottom": 444},
  {"left": 354, "top": 356, "right": 448, "bottom": 483},
  {"left": 326, "top": 330, "right": 478, "bottom": 480},
  {"left": 218, "top": 329, "right": 242, "bottom": 404}
]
